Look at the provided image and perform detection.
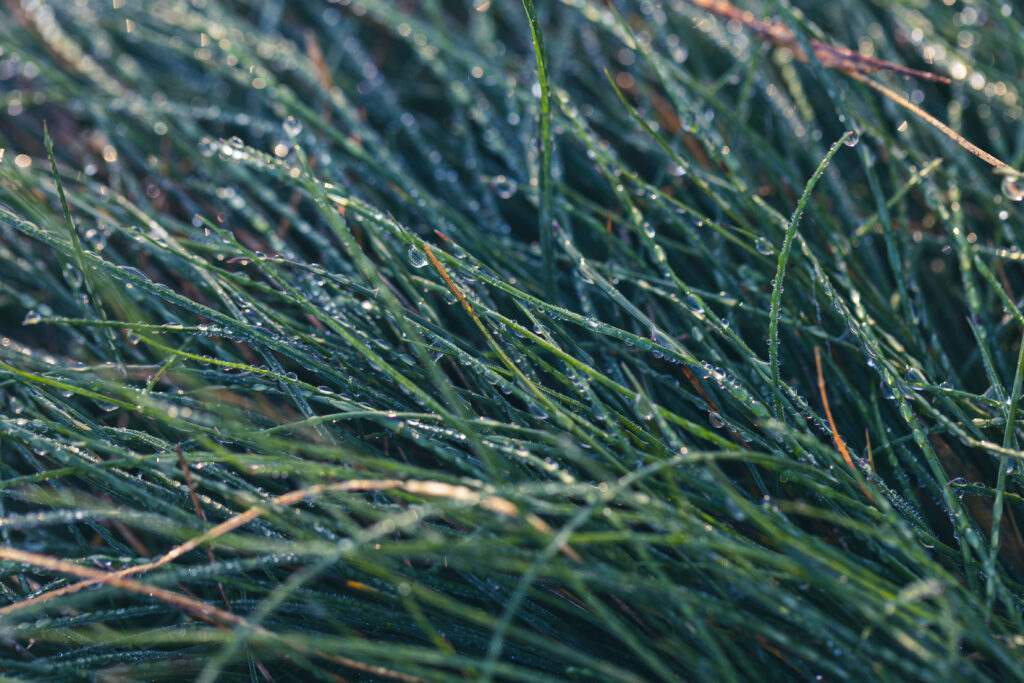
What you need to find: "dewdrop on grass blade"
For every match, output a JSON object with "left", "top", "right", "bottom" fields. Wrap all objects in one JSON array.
[
  {"left": 408, "top": 246, "right": 428, "bottom": 268},
  {"left": 999, "top": 170, "right": 1024, "bottom": 202},
  {"left": 490, "top": 175, "right": 518, "bottom": 199},
  {"left": 283, "top": 116, "right": 302, "bottom": 138}
]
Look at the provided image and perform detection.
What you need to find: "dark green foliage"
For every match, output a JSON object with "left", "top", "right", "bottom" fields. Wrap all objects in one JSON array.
[{"left": 1, "top": 0, "right": 1024, "bottom": 679}]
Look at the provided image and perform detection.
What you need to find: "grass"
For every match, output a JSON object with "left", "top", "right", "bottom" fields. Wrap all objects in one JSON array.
[{"left": 1, "top": 0, "right": 1024, "bottom": 679}]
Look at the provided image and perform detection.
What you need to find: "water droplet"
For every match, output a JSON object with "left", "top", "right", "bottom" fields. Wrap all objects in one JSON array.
[
  {"left": 708, "top": 411, "right": 725, "bottom": 428},
  {"left": 880, "top": 381, "right": 895, "bottom": 400},
  {"left": 685, "top": 294, "right": 701, "bottom": 312},
  {"left": 755, "top": 237, "right": 774, "bottom": 255},
  {"left": 1001, "top": 175, "right": 1024, "bottom": 202},
  {"left": 407, "top": 246, "right": 427, "bottom": 268},
  {"left": 63, "top": 263, "right": 84, "bottom": 289},
  {"left": 904, "top": 367, "right": 927, "bottom": 390},
  {"left": 843, "top": 130, "right": 860, "bottom": 147},
  {"left": 22, "top": 310, "right": 41, "bottom": 326},
  {"left": 199, "top": 138, "right": 216, "bottom": 157},
  {"left": 642, "top": 222, "right": 656, "bottom": 239},
  {"left": 283, "top": 116, "right": 303, "bottom": 138},
  {"left": 491, "top": 175, "right": 518, "bottom": 199}
]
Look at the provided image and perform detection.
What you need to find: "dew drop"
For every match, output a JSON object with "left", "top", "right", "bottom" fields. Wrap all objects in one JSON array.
[
  {"left": 709, "top": 411, "right": 725, "bottom": 428},
  {"left": 283, "top": 116, "right": 303, "bottom": 138},
  {"left": 63, "top": 263, "right": 84, "bottom": 289},
  {"left": 904, "top": 367, "right": 927, "bottom": 390},
  {"left": 880, "top": 381, "right": 895, "bottom": 400},
  {"left": 755, "top": 236, "right": 775, "bottom": 255},
  {"left": 491, "top": 175, "right": 518, "bottom": 199},
  {"left": 199, "top": 138, "right": 216, "bottom": 157},
  {"left": 407, "top": 246, "right": 427, "bottom": 268},
  {"left": 843, "top": 130, "right": 860, "bottom": 147},
  {"left": 1001, "top": 175, "right": 1024, "bottom": 202},
  {"left": 22, "top": 310, "right": 41, "bottom": 326}
]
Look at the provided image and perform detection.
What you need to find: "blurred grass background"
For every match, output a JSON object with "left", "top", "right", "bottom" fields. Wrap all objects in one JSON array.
[{"left": 1, "top": 0, "right": 1024, "bottom": 679}]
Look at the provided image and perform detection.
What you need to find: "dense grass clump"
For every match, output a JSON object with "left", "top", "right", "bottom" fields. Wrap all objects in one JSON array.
[{"left": 3, "top": 0, "right": 1024, "bottom": 679}]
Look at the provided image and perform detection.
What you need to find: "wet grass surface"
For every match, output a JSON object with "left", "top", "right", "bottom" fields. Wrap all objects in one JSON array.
[{"left": 2, "top": 1, "right": 1024, "bottom": 679}]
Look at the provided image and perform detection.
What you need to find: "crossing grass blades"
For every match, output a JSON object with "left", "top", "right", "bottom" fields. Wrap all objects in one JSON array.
[{"left": 2, "top": 0, "right": 1024, "bottom": 680}]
